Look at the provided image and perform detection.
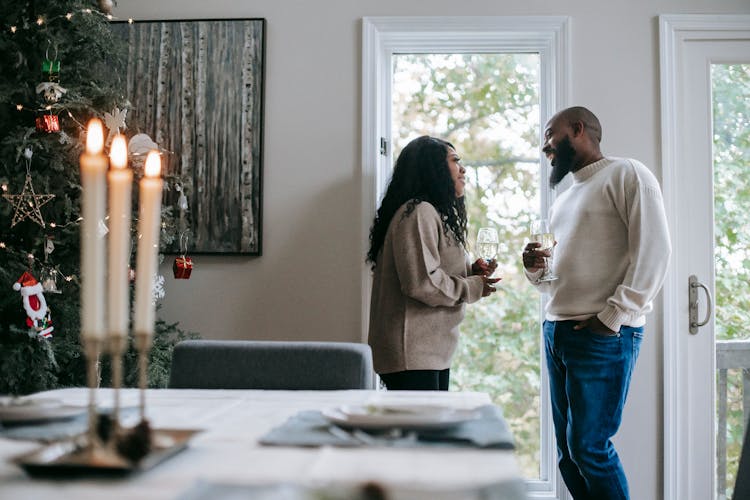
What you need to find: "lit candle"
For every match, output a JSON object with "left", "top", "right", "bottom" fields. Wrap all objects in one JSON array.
[
  {"left": 107, "top": 135, "right": 132, "bottom": 343},
  {"left": 133, "top": 151, "right": 163, "bottom": 338},
  {"left": 80, "top": 119, "right": 107, "bottom": 341}
]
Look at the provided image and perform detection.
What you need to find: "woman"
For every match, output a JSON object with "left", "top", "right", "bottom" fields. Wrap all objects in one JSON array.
[{"left": 366, "top": 136, "right": 499, "bottom": 391}]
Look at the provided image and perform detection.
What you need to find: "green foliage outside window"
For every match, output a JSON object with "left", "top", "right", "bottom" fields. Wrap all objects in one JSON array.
[
  {"left": 712, "top": 63, "right": 750, "bottom": 497},
  {"left": 393, "top": 53, "right": 543, "bottom": 478}
]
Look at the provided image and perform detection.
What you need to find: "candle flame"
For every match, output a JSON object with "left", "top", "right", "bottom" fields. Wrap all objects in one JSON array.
[
  {"left": 144, "top": 151, "right": 161, "bottom": 177},
  {"left": 109, "top": 135, "right": 128, "bottom": 169},
  {"left": 86, "top": 119, "right": 104, "bottom": 154}
]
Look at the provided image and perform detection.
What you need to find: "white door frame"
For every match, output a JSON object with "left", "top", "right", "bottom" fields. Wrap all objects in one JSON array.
[
  {"left": 361, "top": 16, "right": 570, "bottom": 498},
  {"left": 659, "top": 14, "right": 750, "bottom": 500}
]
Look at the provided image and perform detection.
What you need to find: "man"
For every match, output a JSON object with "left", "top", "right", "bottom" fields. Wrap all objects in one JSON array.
[{"left": 522, "top": 106, "right": 671, "bottom": 499}]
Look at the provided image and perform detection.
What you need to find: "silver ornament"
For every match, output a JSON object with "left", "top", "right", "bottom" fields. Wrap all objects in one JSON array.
[{"left": 98, "top": 0, "right": 114, "bottom": 15}]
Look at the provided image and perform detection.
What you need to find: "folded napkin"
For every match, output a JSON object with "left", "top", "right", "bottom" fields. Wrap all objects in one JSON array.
[
  {"left": 258, "top": 404, "right": 514, "bottom": 450},
  {"left": 0, "top": 406, "right": 138, "bottom": 443},
  {"left": 177, "top": 478, "right": 529, "bottom": 500}
]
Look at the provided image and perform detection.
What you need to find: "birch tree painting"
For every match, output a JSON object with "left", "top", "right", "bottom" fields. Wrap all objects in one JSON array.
[{"left": 113, "top": 19, "right": 265, "bottom": 254}]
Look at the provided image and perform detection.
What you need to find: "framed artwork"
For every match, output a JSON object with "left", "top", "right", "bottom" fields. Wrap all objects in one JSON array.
[{"left": 112, "top": 18, "right": 265, "bottom": 254}]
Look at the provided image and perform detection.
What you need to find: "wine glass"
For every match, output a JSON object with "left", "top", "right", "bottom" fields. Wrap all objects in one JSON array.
[
  {"left": 529, "top": 219, "right": 558, "bottom": 282},
  {"left": 476, "top": 227, "right": 500, "bottom": 267}
]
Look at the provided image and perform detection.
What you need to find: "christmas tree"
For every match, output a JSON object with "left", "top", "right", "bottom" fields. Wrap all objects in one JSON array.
[{"left": 0, "top": 0, "right": 195, "bottom": 395}]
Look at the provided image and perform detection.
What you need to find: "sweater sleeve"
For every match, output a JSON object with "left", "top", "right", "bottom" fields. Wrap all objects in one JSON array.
[
  {"left": 523, "top": 267, "right": 554, "bottom": 294},
  {"left": 392, "top": 203, "right": 484, "bottom": 307},
  {"left": 597, "top": 163, "right": 672, "bottom": 331}
]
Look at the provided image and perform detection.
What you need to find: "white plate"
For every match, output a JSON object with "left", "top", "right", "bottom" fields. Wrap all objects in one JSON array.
[
  {"left": 0, "top": 398, "right": 86, "bottom": 425},
  {"left": 321, "top": 404, "right": 479, "bottom": 430}
]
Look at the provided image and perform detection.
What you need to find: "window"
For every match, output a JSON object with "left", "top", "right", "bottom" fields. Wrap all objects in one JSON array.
[{"left": 361, "top": 16, "right": 570, "bottom": 497}]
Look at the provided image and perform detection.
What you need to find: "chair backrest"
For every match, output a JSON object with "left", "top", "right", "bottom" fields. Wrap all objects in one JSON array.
[{"left": 168, "top": 339, "right": 375, "bottom": 390}]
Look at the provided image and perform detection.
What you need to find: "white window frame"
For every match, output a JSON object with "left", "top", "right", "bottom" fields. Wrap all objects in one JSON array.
[
  {"left": 360, "top": 16, "right": 571, "bottom": 498},
  {"left": 659, "top": 14, "right": 750, "bottom": 500}
]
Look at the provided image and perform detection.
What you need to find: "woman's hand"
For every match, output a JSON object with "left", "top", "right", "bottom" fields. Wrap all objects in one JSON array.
[
  {"left": 481, "top": 275, "right": 501, "bottom": 297},
  {"left": 472, "top": 258, "right": 498, "bottom": 276}
]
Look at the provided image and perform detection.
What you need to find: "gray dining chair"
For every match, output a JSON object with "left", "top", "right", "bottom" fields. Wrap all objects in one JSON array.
[{"left": 168, "top": 339, "right": 375, "bottom": 390}]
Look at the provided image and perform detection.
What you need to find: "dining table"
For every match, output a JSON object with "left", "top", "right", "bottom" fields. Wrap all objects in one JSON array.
[{"left": 0, "top": 388, "right": 526, "bottom": 499}]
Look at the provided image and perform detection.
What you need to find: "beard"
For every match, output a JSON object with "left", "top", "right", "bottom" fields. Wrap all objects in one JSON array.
[{"left": 548, "top": 135, "right": 576, "bottom": 188}]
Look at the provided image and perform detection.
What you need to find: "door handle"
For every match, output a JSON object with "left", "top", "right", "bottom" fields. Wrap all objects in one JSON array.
[{"left": 689, "top": 275, "right": 713, "bottom": 334}]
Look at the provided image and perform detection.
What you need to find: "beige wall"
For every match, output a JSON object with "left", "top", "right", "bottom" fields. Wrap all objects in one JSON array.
[{"left": 116, "top": 1, "right": 750, "bottom": 499}]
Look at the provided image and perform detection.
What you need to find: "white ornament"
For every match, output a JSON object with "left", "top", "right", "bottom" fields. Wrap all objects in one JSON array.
[
  {"left": 175, "top": 184, "right": 189, "bottom": 211},
  {"left": 98, "top": 0, "right": 114, "bottom": 15},
  {"left": 103, "top": 107, "right": 128, "bottom": 145},
  {"left": 152, "top": 274, "right": 166, "bottom": 304},
  {"left": 35, "top": 82, "right": 67, "bottom": 103},
  {"left": 128, "top": 133, "right": 159, "bottom": 156},
  {"left": 97, "top": 219, "right": 109, "bottom": 238}
]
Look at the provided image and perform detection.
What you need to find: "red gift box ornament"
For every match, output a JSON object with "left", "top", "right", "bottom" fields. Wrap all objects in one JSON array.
[
  {"left": 173, "top": 231, "right": 193, "bottom": 279},
  {"left": 173, "top": 256, "right": 193, "bottom": 279},
  {"left": 35, "top": 113, "right": 60, "bottom": 133}
]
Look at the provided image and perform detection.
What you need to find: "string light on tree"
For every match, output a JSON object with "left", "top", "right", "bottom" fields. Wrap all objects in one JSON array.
[{"left": 1, "top": 6, "right": 124, "bottom": 35}]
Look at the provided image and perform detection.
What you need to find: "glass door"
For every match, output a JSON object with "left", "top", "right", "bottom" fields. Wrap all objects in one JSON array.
[{"left": 712, "top": 62, "right": 750, "bottom": 500}]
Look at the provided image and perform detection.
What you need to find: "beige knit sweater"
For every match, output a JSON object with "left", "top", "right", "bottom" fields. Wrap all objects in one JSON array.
[
  {"left": 525, "top": 157, "right": 671, "bottom": 331},
  {"left": 368, "top": 201, "right": 485, "bottom": 374}
]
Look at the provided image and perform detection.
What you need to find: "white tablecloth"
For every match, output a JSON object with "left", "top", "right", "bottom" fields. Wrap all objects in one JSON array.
[{"left": 0, "top": 388, "right": 524, "bottom": 499}]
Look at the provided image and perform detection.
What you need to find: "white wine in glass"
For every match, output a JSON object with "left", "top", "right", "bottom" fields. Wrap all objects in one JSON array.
[
  {"left": 529, "top": 219, "right": 558, "bottom": 282},
  {"left": 476, "top": 227, "right": 499, "bottom": 263}
]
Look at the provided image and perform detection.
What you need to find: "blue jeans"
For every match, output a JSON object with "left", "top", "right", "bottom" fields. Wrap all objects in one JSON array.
[{"left": 543, "top": 320, "right": 643, "bottom": 500}]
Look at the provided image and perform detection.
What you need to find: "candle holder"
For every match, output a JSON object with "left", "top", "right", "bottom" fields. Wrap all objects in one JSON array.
[
  {"left": 83, "top": 339, "right": 103, "bottom": 452},
  {"left": 106, "top": 334, "right": 128, "bottom": 439},
  {"left": 13, "top": 334, "right": 200, "bottom": 477},
  {"left": 65, "top": 337, "right": 131, "bottom": 469},
  {"left": 133, "top": 331, "right": 152, "bottom": 422}
]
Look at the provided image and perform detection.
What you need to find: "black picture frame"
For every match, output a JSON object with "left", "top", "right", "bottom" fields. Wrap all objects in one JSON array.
[{"left": 112, "top": 18, "right": 265, "bottom": 255}]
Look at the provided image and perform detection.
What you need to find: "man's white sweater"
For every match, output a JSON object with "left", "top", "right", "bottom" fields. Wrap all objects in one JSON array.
[{"left": 526, "top": 157, "right": 671, "bottom": 332}]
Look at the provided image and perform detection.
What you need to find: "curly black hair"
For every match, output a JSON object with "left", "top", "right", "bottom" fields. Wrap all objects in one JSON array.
[{"left": 366, "top": 135, "right": 467, "bottom": 268}]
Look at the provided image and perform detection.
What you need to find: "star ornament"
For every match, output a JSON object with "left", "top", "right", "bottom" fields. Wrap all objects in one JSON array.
[{"left": 3, "top": 175, "right": 55, "bottom": 227}]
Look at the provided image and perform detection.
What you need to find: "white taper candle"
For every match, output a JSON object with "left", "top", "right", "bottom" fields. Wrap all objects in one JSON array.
[
  {"left": 80, "top": 119, "right": 107, "bottom": 341},
  {"left": 133, "top": 151, "right": 163, "bottom": 337},
  {"left": 107, "top": 135, "right": 132, "bottom": 341}
]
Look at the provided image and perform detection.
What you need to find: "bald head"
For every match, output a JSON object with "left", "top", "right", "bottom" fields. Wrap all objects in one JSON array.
[
  {"left": 554, "top": 106, "right": 602, "bottom": 144},
  {"left": 543, "top": 106, "right": 605, "bottom": 185}
]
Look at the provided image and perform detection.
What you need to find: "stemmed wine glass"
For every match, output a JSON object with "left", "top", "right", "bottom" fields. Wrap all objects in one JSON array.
[
  {"left": 529, "top": 219, "right": 558, "bottom": 282},
  {"left": 476, "top": 227, "right": 500, "bottom": 273}
]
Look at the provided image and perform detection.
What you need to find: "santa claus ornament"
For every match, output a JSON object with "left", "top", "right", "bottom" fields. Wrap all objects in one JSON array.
[{"left": 12, "top": 271, "right": 54, "bottom": 338}]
